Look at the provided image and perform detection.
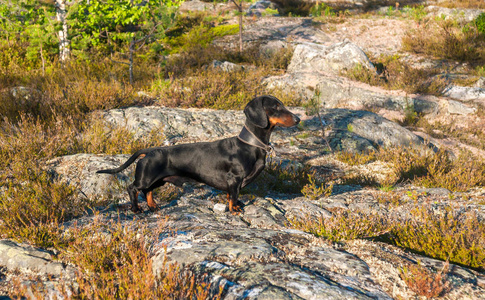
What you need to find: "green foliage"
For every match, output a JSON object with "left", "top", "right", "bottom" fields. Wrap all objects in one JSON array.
[
  {"left": 68, "top": 0, "right": 179, "bottom": 58},
  {"left": 407, "top": 5, "right": 427, "bottom": 22},
  {"left": 165, "top": 23, "right": 238, "bottom": 53},
  {"left": 262, "top": 7, "right": 279, "bottom": 16},
  {"left": 475, "top": 12, "right": 485, "bottom": 35},
  {"left": 311, "top": 3, "right": 335, "bottom": 17},
  {"left": 0, "top": 0, "right": 58, "bottom": 66}
]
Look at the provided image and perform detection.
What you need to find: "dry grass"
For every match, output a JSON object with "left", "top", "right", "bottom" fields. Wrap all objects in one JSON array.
[
  {"left": 0, "top": 168, "right": 80, "bottom": 248},
  {"left": 439, "top": 0, "right": 485, "bottom": 9},
  {"left": 10, "top": 218, "right": 220, "bottom": 299},
  {"left": 400, "top": 261, "right": 451, "bottom": 298},
  {"left": 343, "top": 56, "right": 447, "bottom": 95},
  {"left": 333, "top": 146, "right": 485, "bottom": 192},
  {"left": 335, "top": 150, "right": 377, "bottom": 166},
  {"left": 154, "top": 68, "right": 270, "bottom": 109},
  {"left": 402, "top": 18, "right": 485, "bottom": 63},
  {"left": 423, "top": 117, "right": 485, "bottom": 151}
]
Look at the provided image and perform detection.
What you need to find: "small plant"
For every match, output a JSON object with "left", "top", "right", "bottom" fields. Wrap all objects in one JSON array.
[
  {"left": 400, "top": 261, "right": 451, "bottom": 298},
  {"left": 262, "top": 8, "right": 279, "bottom": 17},
  {"left": 407, "top": 5, "right": 427, "bottom": 22},
  {"left": 342, "top": 56, "right": 446, "bottom": 96},
  {"left": 376, "top": 190, "right": 401, "bottom": 206},
  {"left": 79, "top": 118, "right": 165, "bottom": 155},
  {"left": 244, "top": 160, "right": 313, "bottom": 195},
  {"left": 335, "top": 150, "right": 377, "bottom": 166},
  {"left": 402, "top": 101, "right": 419, "bottom": 126},
  {"left": 340, "top": 173, "right": 380, "bottom": 187},
  {"left": 301, "top": 173, "right": 333, "bottom": 200},
  {"left": 290, "top": 209, "right": 391, "bottom": 242},
  {"left": 311, "top": 3, "right": 335, "bottom": 18}
]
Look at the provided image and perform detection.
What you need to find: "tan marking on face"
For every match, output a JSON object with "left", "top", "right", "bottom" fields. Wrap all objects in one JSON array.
[{"left": 269, "top": 115, "right": 297, "bottom": 127}]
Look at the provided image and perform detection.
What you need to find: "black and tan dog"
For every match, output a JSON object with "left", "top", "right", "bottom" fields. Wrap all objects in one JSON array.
[{"left": 97, "top": 95, "right": 300, "bottom": 213}]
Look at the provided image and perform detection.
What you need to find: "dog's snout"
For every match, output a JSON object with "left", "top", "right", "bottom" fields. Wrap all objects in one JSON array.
[{"left": 292, "top": 114, "right": 300, "bottom": 125}]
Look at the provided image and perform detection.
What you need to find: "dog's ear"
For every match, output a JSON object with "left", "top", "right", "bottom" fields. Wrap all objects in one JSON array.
[{"left": 244, "top": 96, "right": 268, "bottom": 128}]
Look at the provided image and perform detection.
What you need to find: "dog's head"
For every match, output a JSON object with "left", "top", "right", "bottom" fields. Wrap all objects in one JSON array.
[{"left": 244, "top": 95, "right": 300, "bottom": 128}]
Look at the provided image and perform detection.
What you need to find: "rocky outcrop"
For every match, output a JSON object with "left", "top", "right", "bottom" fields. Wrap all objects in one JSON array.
[
  {"left": 0, "top": 240, "right": 75, "bottom": 278},
  {"left": 264, "top": 71, "right": 439, "bottom": 113},
  {"left": 213, "top": 17, "right": 329, "bottom": 51},
  {"left": 43, "top": 106, "right": 434, "bottom": 210},
  {"left": 151, "top": 196, "right": 392, "bottom": 299},
  {"left": 47, "top": 153, "right": 132, "bottom": 201},
  {"left": 5, "top": 184, "right": 482, "bottom": 299},
  {"left": 97, "top": 106, "right": 429, "bottom": 153},
  {"left": 287, "top": 41, "right": 375, "bottom": 75},
  {"left": 443, "top": 85, "right": 485, "bottom": 102},
  {"left": 179, "top": 0, "right": 227, "bottom": 12},
  {"left": 426, "top": 5, "right": 484, "bottom": 23},
  {"left": 246, "top": 0, "right": 280, "bottom": 17},
  {"left": 96, "top": 106, "right": 246, "bottom": 140},
  {"left": 317, "top": 109, "right": 431, "bottom": 151}
]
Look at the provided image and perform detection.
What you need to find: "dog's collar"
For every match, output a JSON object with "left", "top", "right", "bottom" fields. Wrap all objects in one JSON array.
[{"left": 237, "top": 125, "right": 274, "bottom": 154}]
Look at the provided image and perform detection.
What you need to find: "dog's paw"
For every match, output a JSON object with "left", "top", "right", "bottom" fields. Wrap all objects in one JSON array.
[
  {"left": 148, "top": 205, "right": 160, "bottom": 212},
  {"left": 131, "top": 205, "right": 143, "bottom": 213}
]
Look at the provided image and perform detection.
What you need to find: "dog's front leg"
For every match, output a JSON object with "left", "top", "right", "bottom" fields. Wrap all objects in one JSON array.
[{"left": 127, "top": 184, "right": 142, "bottom": 213}]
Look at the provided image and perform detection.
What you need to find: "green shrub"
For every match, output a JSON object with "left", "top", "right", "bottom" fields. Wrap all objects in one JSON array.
[
  {"left": 311, "top": 3, "right": 335, "bottom": 17},
  {"left": 301, "top": 174, "right": 333, "bottom": 199},
  {"left": 290, "top": 209, "right": 391, "bottom": 242},
  {"left": 392, "top": 205, "right": 485, "bottom": 270},
  {"left": 475, "top": 12, "right": 485, "bottom": 35}
]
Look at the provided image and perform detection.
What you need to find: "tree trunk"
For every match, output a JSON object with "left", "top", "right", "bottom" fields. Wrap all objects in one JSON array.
[
  {"left": 239, "top": 5, "right": 243, "bottom": 53},
  {"left": 56, "top": 0, "right": 70, "bottom": 62},
  {"left": 231, "top": 0, "right": 244, "bottom": 53},
  {"left": 40, "top": 45, "right": 45, "bottom": 76},
  {"left": 129, "top": 37, "right": 135, "bottom": 85}
]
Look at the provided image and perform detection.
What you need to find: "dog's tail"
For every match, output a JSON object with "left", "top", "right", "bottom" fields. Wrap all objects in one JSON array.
[{"left": 96, "top": 148, "right": 155, "bottom": 174}]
